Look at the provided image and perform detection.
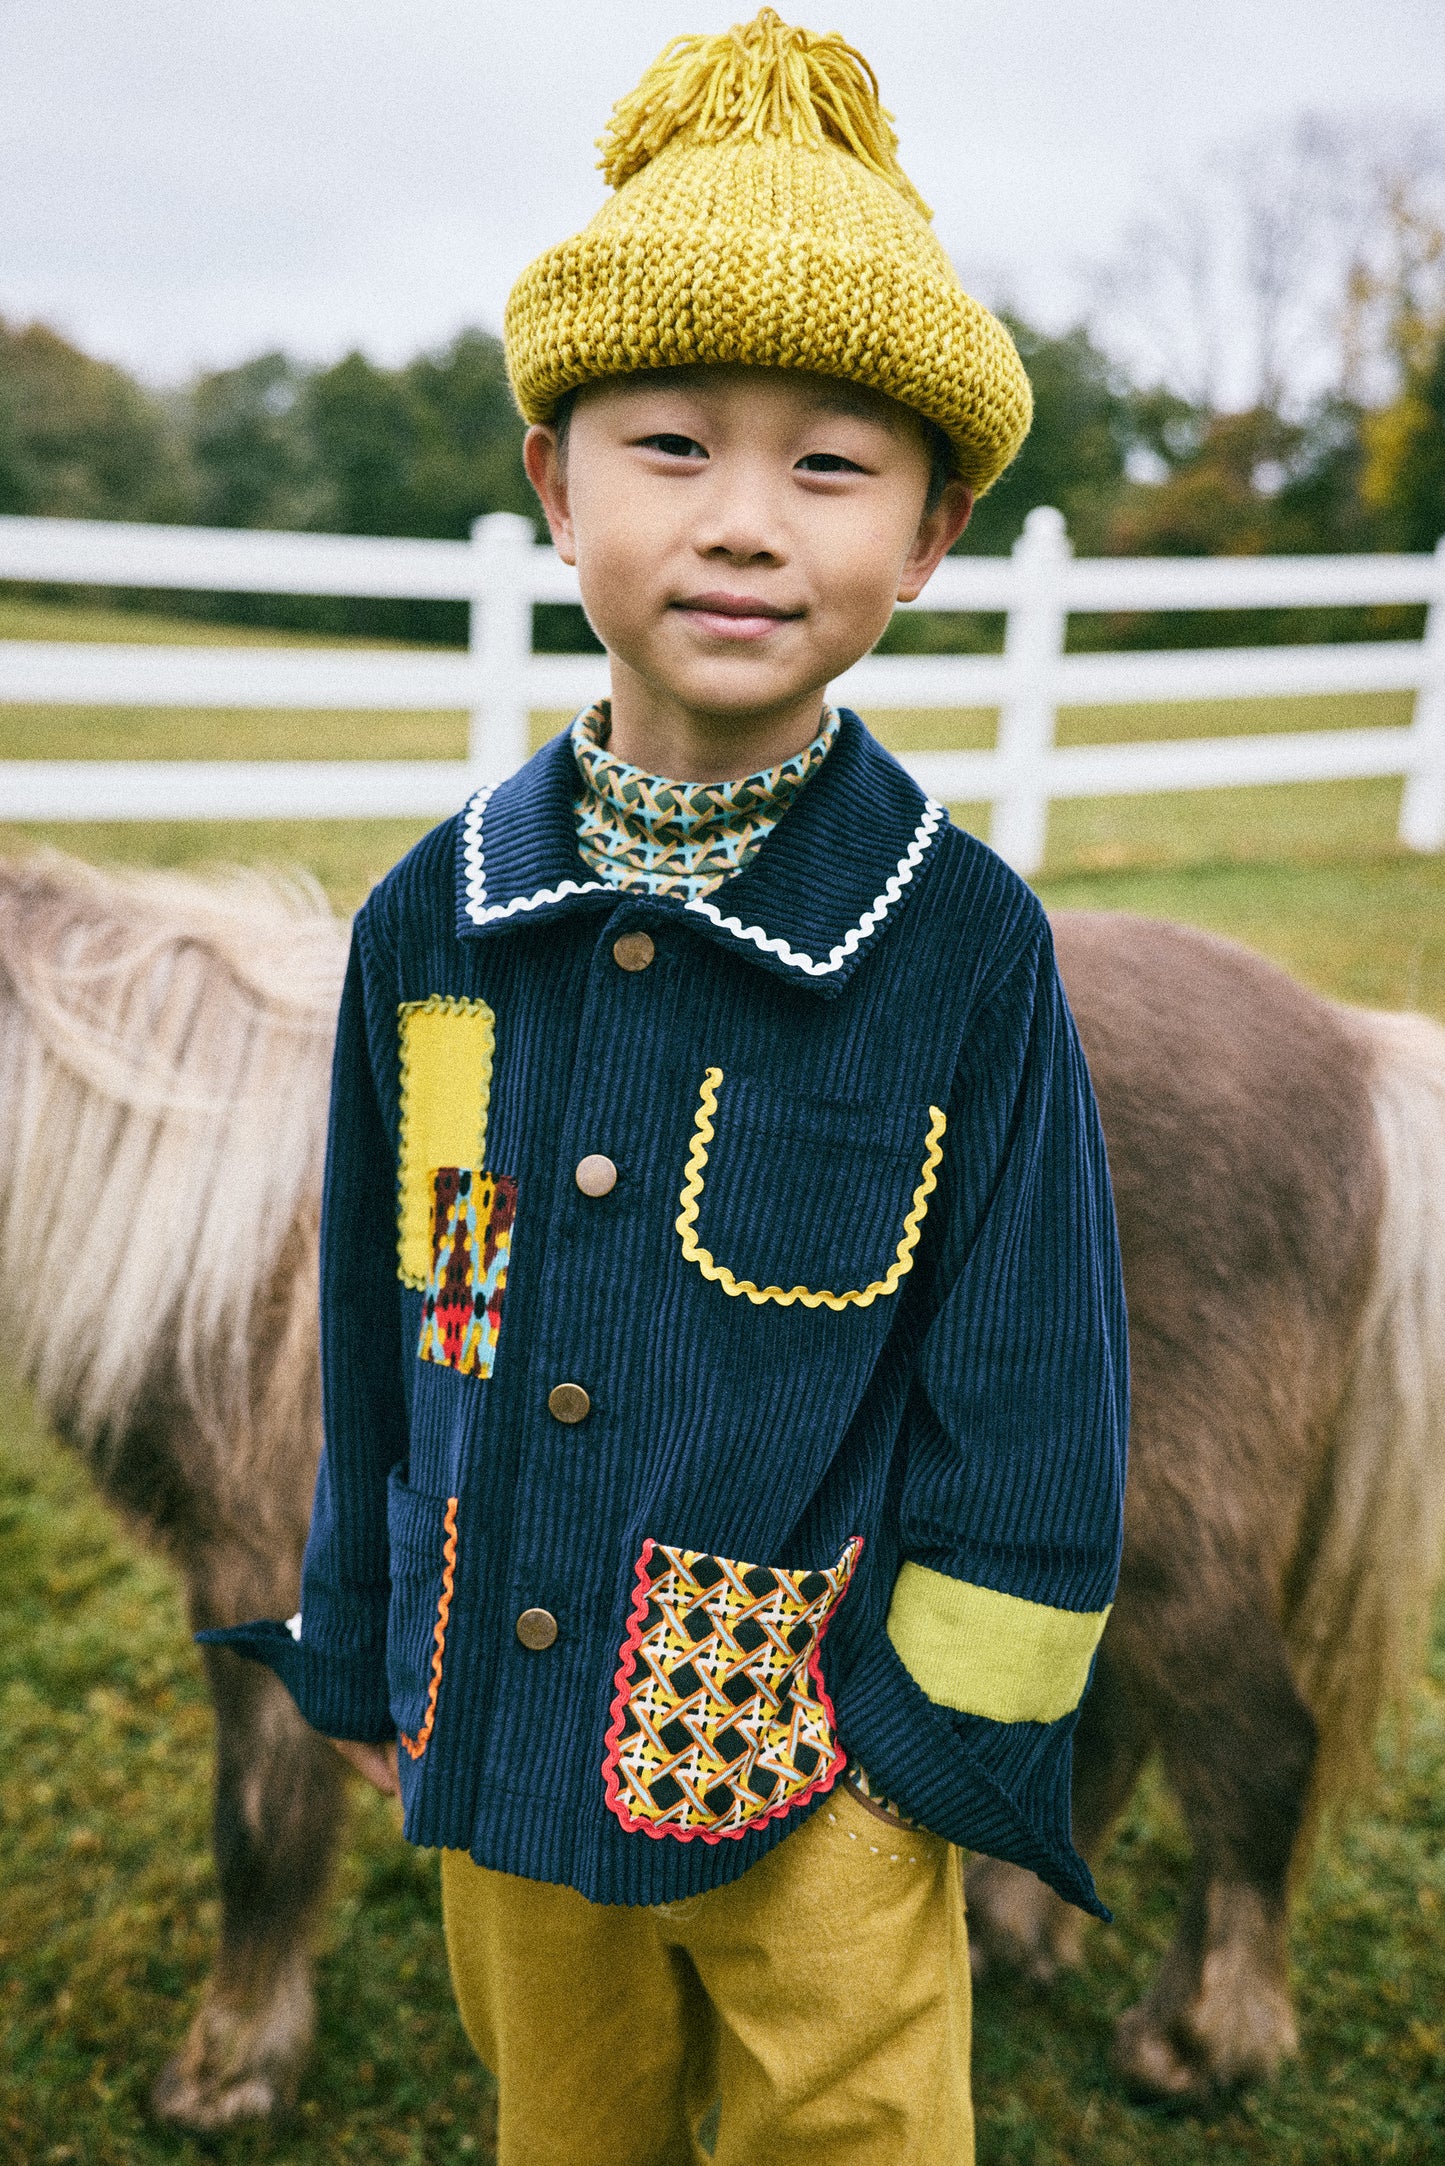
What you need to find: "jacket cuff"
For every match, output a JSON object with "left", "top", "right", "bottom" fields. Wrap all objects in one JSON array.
[
  {"left": 833, "top": 1634, "right": 1108, "bottom": 1919},
  {"left": 196, "top": 1617, "right": 395, "bottom": 1745}
]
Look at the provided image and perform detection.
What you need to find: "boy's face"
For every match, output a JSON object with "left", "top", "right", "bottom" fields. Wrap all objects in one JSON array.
[{"left": 524, "top": 367, "right": 971, "bottom": 772}]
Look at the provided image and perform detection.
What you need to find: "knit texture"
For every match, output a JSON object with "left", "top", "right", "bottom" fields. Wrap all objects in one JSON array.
[
  {"left": 504, "top": 10, "right": 1032, "bottom": 494},
  {"left": 571, "top": 700, "right": 838, "bottom": 901}
]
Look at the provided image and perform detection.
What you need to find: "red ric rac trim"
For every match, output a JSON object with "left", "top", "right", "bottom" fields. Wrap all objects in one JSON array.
[
  {"left": 400, "top": 1496, "right": 458, "bottom": 1761},
  {"left": 601, "top": 1534, "right": 862, "bottom": 1846}
]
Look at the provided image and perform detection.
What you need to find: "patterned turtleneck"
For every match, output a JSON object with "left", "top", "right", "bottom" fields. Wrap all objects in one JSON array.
[{"left": 570, "top": 701, "right": 839, "bottom": 903}]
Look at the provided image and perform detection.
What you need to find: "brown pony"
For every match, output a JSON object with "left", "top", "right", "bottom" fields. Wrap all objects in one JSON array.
[
  {"left": 1, "top": 852, "right": 1443, "bottom": 2128},
  {"left": 973, "top": 913, "right": 1445, "bottom": 2099}
]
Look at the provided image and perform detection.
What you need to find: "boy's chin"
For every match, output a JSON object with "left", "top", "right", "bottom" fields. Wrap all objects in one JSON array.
[{"left": 628, "top": 662, "right": 838, "bottom": 725}]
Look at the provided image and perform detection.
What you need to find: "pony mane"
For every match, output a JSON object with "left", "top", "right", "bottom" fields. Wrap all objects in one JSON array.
[{"left": 0, "top": 851, "right": 349, "bottom": 1462}]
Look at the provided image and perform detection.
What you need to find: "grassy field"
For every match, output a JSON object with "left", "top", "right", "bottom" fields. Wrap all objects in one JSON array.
[{"left": 3, "top": 601, "right": 1445, "bottom": 2162}]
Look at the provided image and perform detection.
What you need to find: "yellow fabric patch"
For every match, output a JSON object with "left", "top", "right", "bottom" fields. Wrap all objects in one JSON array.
[
  {"left": 397, "top": 997, "right": 495, "bottom": 1288},
  {"left": 886, "top": 1563, "right": 1110, "bottom": 1725}
]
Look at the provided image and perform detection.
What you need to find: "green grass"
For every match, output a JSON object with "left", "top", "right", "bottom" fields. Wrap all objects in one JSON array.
[
  {"left": 0, "top": 1372, "right": 492, "bottom": 2166},
  {"left": 6, "top": 1366, "right": 1445, "bottom": 2166},
  {"left": 5, "top": 601, "right": 1445, "bottom": 2159}
]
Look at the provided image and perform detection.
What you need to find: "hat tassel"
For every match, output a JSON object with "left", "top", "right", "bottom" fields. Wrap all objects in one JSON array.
[{"left": 597, "top": 7, "right": 932, "bottom": 220}]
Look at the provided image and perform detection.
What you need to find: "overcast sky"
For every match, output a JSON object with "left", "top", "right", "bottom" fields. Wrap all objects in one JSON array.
[{"left": 3, "top": 0, "right": 1442, "bottom": 385}]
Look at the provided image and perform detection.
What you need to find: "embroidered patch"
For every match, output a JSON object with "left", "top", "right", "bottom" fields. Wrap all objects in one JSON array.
[
  {"left": 398, "top": 996, "right": 500, "bottom": 1282},
  {"left": 418, "top": 1168, "right": 517, "bottom": 1377},
  {"left": 397, "top": 996, "right": 495, "bottom": 1288},
  {"left": 603, "top": 1536, "right": 863, "bottom": 1844}
]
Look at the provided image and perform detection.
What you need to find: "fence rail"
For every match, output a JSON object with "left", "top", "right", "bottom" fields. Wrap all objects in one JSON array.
[{"left": 1, "top": 507, "right": 1442, "bottom": 874}]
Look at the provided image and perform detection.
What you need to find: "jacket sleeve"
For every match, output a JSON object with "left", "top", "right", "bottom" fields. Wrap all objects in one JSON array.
[
  {"left": 844, "top": 914, "right": 1128, "bottom": 1912},
  {"left": 198, "top": 915, "right": 406, "bottom": 1742}
]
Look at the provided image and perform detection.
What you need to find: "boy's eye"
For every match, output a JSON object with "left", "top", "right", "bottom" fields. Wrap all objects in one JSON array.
[
  {"left": 796, "top": 452, "right": 866, "bottom": 475},
  {"left": 639, "top": 433, "right": 707, "bottom": 460}
]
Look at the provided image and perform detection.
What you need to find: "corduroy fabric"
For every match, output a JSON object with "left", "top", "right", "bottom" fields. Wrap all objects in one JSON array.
[{"left": 204, "top": 713, "right": 1127, "bottom": 1916}]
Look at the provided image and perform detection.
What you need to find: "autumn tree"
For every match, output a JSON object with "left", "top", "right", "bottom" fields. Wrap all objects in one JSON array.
[{"left": 0, "top": 316, "right": 187, "bottom": 521}]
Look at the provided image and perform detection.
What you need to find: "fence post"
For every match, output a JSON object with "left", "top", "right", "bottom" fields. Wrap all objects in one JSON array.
[
  {"left": 1398, "top": 534, "right": 1445, "bottom": 854},
  {"left": 991, "top": 505, "right": 1071, "bottom": 876},
  {"left": 467, "top": 512, "right": 536, "bottom": 787}
]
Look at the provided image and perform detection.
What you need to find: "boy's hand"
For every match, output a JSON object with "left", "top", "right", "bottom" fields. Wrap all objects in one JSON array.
[{"left": 329, "top": 1735, "right": 402, "bottom": 1797}]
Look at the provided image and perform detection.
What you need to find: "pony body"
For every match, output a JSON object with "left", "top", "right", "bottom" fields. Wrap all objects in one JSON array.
[
  {"left": 0, "top": 853, "right": 345, "bottom": 2129},
  {"left": 2, "top": 852, "right": 1444, "bottom": 2122},
  {"left": 969, "top": 914, "right": 1445, "bottom": 2098}
]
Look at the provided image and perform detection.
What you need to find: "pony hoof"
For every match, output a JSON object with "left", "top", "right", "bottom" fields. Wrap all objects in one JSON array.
[
  {"left": 151, "top": 2053, "right": 286, "bottom": 2131},
  {"left": 966, "top": 1858, "right": 1084, "bottom": 1986},
  {"left": 150, "top": 1971, "right": 313, "bottom": 2132},
  {"left": 1111, "top": 2005, "right": 1212, "bottom": 2103},
  {"left": 1114, "top": 1883, "right": 1299, "bottom": 2102}
]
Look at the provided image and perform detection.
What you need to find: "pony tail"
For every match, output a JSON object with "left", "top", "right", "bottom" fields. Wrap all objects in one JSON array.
[{"left": 597, "top": 7, "right": 932, "bottom": 220}]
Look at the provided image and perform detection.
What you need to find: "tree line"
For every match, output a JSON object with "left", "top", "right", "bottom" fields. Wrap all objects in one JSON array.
[{"left": 1, "top": 238, "right": 1440, "bottom": 653}]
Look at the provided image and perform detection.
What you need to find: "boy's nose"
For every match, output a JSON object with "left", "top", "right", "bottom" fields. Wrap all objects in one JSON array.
[{"left": 693, "top": 475, "right": 787, "bottom": 565}]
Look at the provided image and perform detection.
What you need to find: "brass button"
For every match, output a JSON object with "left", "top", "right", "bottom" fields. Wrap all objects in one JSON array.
[
  {"left": 516, "top": 1607, "right": 558, "bottom": 1651},
  {"left": 547, "top": 1382, "right": 591, "bottom": 1424},
  {"left": 575, "top": 1153, "right": 618, "bottom": 1198},
  {"left": 612, "top": 931, "right": 655, "bottom": 973}
]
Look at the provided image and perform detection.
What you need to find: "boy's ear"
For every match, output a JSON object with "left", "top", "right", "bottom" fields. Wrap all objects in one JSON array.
[
  {"left": 523, "top": 425, "right": 576, "bottom": 564},
  {"left": 897, "top": 480, "right": 974, "bottom": 604}
]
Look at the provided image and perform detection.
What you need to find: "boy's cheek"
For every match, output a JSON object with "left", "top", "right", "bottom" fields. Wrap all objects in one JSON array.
[{"left": 576, "top": 562, "right": 656, "bottom": 659}]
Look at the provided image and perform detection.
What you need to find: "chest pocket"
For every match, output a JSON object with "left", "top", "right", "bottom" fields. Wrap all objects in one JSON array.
[{"left": 675, "top": 1068, "right": 946, "bottom": 1309}]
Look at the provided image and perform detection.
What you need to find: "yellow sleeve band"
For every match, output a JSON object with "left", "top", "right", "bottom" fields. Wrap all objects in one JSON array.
[
  {"left": 886, "top": 1562, "right": 1110, "bottom": 1725},
  {"left": 397, "top": 997, "right": 495, "bottom": 1286}
]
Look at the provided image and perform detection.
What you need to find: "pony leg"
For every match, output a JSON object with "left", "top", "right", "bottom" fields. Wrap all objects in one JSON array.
[
  {"left": 152, "top": 1643, "right": 346, "bottom": 2132},
  {"left": 1111, "top": 1606, "right": 1315, "bottom": 2100},
  {"left": 967, "top": 1641, "right": 1149, "bottom": 1982}
]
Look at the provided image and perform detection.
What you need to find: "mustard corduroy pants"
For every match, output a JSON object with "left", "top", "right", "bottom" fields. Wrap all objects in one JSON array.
[{"left": 440, "top": 1778, "right": 973, "bottom": 2166}]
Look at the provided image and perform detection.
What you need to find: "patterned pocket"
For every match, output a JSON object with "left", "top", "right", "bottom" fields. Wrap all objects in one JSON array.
[
  {"left": 418, "top": 1167, "right": 517, "bottom": 1377},
  {"left": 603, "top": 1536, "right": 863, "bottom": 1843}
]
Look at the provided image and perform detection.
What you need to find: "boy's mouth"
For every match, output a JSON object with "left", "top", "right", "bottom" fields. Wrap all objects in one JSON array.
[{"left": 672, "top": 592, "right": 804, "bottom": 642}]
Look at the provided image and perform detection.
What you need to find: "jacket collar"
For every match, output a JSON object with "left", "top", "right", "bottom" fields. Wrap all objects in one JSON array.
[{"left": 454, "top": 709, "right": 945, "bottom": 997}]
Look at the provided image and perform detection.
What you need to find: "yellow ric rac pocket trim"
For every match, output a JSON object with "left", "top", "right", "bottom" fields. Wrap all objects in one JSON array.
[
  {"left": 674, "top": 1067, "right": 946, "bottom": 1311},
  {"left": 886, "top": 1562, "right": 1111, "bottom": 1725},
  {"left": 397, "top": 997, "right": 495, "bottom": 1288}
]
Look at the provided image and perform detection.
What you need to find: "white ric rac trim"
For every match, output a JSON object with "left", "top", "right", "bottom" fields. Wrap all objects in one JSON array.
[
  {"left": 286, "top": 1611, "right": 303, "bottom": 1642},
  {"left": 683, "top": 798, "right": 944, "bottom": 976},
  {"left": 461, "top": 786, "right": 607, "bottom": 926},
  {"left": 461, "top": 787, "right": 944, "bottom": 966}
]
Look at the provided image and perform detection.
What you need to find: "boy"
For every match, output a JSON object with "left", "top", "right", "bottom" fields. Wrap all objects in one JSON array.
[{"left": 208, "top": 13, "right": 1127, "bottom": 2163}]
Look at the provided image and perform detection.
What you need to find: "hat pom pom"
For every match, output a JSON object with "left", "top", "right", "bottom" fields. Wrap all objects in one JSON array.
[{"left": 597, "top": 7, "right": 932, "bottom": 220}]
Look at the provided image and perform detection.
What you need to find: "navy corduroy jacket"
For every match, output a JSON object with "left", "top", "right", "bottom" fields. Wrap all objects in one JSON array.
[{"left": 206, "top": 712, "right": 1127, "bottom": 1913}]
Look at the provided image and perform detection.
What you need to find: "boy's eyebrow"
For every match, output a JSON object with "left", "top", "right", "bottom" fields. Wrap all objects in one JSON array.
[{"left": 801, "top": 383, "right": 910, "bottom": 435}]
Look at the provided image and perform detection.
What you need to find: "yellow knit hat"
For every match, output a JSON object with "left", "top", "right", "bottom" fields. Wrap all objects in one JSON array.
[{"left": 504, "top": 9, "right": 1032, "bottom": 494}]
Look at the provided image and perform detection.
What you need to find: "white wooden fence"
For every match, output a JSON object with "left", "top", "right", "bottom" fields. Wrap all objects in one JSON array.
[{"left": 1, "top": 506, "right": 1442, "bottom": 877}]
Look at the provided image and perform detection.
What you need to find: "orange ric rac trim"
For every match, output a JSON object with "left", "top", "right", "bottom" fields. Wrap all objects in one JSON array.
[{"left": 400, "top": 1496, "right": 459, "bottom": 1761}]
